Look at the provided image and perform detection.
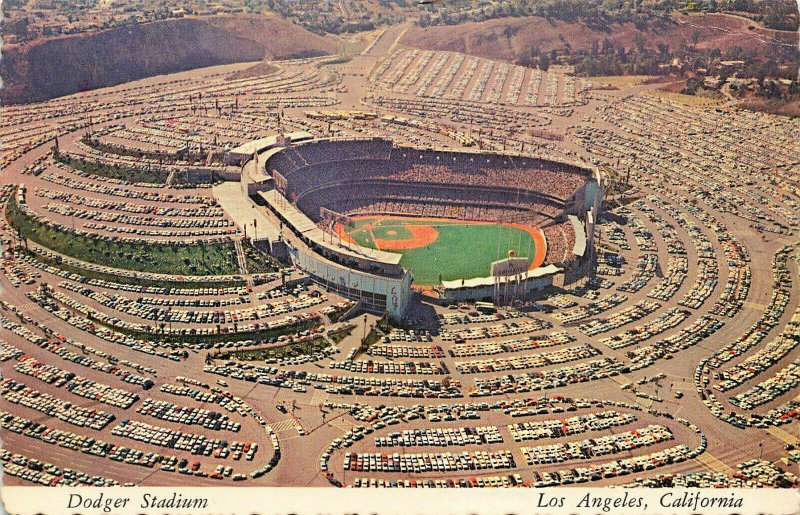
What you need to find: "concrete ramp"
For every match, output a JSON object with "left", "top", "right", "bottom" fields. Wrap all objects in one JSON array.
[{"left": 213, "top": 181, "right": 280, "bottom": 242}]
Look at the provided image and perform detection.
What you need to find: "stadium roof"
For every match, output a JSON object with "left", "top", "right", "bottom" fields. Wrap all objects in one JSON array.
[
  {"left": 249, "top": 146, "right": 285, "bottom": 183},
  {"left": 441, "top": 264, "right": 562, "bottom": 290},
  {"left": 228, "top": 131, "right": 313, "bottom": 156},
  {"left": 569, "top": 215, "right": 587, "bottom": 257},
  {"left": 260, "top": 189, "right": 318, "bottom": 234}
]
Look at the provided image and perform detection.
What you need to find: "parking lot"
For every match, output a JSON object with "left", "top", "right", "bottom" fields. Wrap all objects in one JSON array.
[{"left": 0, "top": 30, "right": 798, "bottom": 490}]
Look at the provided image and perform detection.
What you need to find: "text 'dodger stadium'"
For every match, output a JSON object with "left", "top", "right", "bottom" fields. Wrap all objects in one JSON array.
[{"left": 0, "top": 0, "right": 798, "bottom": 502}]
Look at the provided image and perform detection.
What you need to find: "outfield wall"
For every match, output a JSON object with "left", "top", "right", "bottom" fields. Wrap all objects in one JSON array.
[{"left": 441, "top": 265, "right": 562, "bottom": 303}]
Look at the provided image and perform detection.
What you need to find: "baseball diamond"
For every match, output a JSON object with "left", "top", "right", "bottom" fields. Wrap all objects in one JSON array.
[{"left": 337, "top": 215, "right": 546, "bottom": 285}]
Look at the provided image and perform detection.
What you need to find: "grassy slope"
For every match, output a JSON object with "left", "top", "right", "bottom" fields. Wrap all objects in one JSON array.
[
  {"left": 0, "top": 14, "right": 337, "bottom": 104},
  {"left": 7, "top": 196, "right": 239, "bottom": 276}
]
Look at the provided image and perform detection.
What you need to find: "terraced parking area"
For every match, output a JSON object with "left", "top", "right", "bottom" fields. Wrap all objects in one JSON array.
[{"left": 0, "top": 27, "right": 798, "bottom": 493}]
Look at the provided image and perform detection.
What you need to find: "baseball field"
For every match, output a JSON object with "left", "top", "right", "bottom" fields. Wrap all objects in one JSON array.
[{"left": 337, "top": 215, "right": 547, "bottom": 285}]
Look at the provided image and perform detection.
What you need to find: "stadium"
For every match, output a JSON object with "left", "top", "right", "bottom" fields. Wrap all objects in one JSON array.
[{"left": 247, "top": 137, "right": 602, "bottom": 321}]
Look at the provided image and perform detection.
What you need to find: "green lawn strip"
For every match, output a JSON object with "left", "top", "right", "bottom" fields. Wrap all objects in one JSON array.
[
  {"left": 326, "top": 304, "right": 353, "bottom": 324},
  {"left": 8, "top": 196, "right": 239, "bottom": 276},
  {"left": 92, "top": 314, "right": 322, "bottom": 346},
  {"left": 82, "top": 135, "right": 205, "bottom": 163},
  {"left": 56, "top": 152, "right": 169, "bottom": 184},
  {"left": 213, "top": 324, "right": 354, "bottom": 361},
  {"left": 243, "top": 242, "right": 280, "bottom": 275},
  {"left": 354, "top": 325, "right": 384, "bottom": 359},
  {"left": 22, "top": 248, "right": 245, "bottom": 289},
  {"left": 328, "top": 324, "right": 355, "bottom": 343},
  {"left": 214, "top": 336, "right": 330, "bottom": 361}
]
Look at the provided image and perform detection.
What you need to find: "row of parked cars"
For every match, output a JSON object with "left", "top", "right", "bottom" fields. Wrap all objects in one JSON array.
[
  {"left": 520, "top": 424, "right": 673, "bottom": 465},
  {"left": 136, "top": 398, "right": 241, "bottom": 432},
  {"left": 1, "top": 450, "right": 118, "bottom": 487},
  {"left": 344, "top": 450, "right": 516, "bottom": 473},
  {"left": 352, "top": 474, "right": 527, "bottom": 488},
  {"left": 633, "top": 459, "right": 799, "bottom": 488},
  {"left": 1, "top": 379, "right": 116, "bottom": 429},
  {"left": 454, "top": 344, "right": 599, "bottom": 374},
  {"left": 448, "top": 332, "right": 574, "bottom": 358},
  {"left": 375, "top": 426, "right": 503, "bottom": 448},
  {"left": 440, "top": 319, "right": 552, "bottom": 342},
  {"left": 508, "top": 410, "right": 637, "bottom": 442}
]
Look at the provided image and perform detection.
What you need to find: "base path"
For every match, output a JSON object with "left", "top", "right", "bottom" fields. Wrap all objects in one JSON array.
[{"left": 337, "top": 217, "right": 440, "bottom": 251}]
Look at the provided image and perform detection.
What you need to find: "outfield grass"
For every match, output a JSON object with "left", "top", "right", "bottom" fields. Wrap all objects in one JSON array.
[
  {"left": 7, "top": 196, "right": 240, "bottom": 276},
  {"left": 345, "top": 218, "right": 536, "bottom": 285}
]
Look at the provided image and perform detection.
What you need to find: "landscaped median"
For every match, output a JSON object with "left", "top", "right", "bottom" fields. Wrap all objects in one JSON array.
[
  {"left": 57, "top": 295, "right": 325, "bottom": 346},
  {"left": 213, "top": 323, "right": 355, "bottom": 362},
  {"left": 19, "top": 247, "right": 246, "bottom": 289},
  {"left": 56, "top": 150, "right": 171, "bottom": 185},
  {"left": 6, "top": 191, "right": 240, "bottom": 276}
]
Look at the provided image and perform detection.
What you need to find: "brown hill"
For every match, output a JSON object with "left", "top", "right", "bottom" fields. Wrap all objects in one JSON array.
[
  {"left": 0, "top": 14, "right": 336, "bottom": 105},
  {"left": 226, "top": 61, "right": 280, "bottom": 81},
  {"left": 402, "top": 13, "right": 798, "bottom": 64}
]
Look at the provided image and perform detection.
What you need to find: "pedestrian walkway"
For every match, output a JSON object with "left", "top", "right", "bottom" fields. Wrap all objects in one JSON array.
[
  {"left": 309, "top": 389, "right": 328, "bottom": 406},
  {"left": 14, "top": 302, "right": 39, "bottom": 315},
  {"left": 212, "top": 182, "right": 279, "bottom": 242},
  {"left": 766, "top": 426, "right": 798, "bottom": 446},
  {"left": 272, "top": 418, "right": 298, "bottom": 433},
  {"left": 234, "top": 239, "right": 248, "bottom": 277},
  {"left": 694, "top": 452, "right": 734, "bottom": 475}
]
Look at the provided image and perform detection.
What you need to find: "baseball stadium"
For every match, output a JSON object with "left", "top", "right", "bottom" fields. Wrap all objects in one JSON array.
[{"left": 253, "top": 137, "right": 601, "bottom": 320}]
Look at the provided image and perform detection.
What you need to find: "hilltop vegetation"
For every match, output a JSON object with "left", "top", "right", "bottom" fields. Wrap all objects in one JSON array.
[
  {"left": 0, "top": 14, "right": 335, "bottom": 104},
  {"left": 403, "top": 12, "right": 798, "bottom": 77},
  {"left": 1, "top": 1, "right": 795, "bottom": 104},
  {"left": 418, "top": 0, "right": 798, "bottom": 32}
]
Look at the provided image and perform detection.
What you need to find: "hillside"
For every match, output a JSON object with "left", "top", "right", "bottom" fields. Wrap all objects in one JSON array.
[
  {"left": 402, "top": 13, "right": 798, "bottom": 65},
  {"left": 0, "top": 14, "right": 337, "bottom": 105}
]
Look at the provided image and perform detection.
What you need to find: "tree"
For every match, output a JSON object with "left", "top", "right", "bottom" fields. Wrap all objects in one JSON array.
[
  {"left": 539, "top": 54, "right": 550, "bottom": 71},
  {"left": 633, "top": 32, "right": 646, "bottom": 53}
]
